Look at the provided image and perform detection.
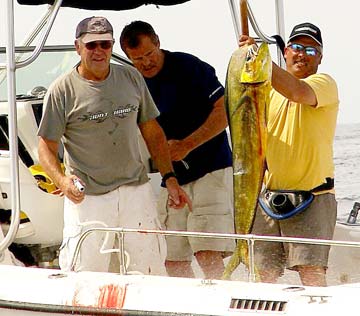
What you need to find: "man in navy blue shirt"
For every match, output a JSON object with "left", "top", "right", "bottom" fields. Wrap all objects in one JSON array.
[{"left": 120, "top": 21, "right": 235, "bottom": 279}]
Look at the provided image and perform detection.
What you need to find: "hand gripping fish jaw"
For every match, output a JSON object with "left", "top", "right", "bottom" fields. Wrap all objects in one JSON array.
[{"left": 241, "top": 43, "right": 272, "bottom": 84}]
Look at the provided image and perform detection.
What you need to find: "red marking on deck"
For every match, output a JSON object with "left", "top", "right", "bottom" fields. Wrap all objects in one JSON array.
[
  {"left": 97, "top": 284, "right": 126, "bottom": 308},
  {"left": 71, "top": 283, "right": 126, "bottom": 309}
]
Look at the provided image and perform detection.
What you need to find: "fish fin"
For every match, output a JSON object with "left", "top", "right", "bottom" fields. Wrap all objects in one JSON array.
[{"left": 222, "top": 248, "right": 241, "bottom": 280}]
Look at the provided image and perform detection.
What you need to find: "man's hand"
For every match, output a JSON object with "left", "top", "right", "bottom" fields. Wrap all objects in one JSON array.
[
  {"left": 238, "top": 34, "right": 256, "bottom": 47},
  {"left": 167, "top": 139, "right": 191, "bottom": 162},
  {"left": 165, "top": 177, "right": 192, "bottom": 211},
  {"left": 58, "top": 176, "right": 86, "bottom": 204}
]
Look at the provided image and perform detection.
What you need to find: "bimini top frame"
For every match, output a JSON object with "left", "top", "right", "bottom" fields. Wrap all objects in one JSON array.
[{"left": 0, "top": 0, "right": 285, "bottom": 257}]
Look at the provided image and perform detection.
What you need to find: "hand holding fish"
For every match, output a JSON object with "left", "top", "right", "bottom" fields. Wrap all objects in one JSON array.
[{"left": 238, "top": 34, "right": 256, "bottom": 47}]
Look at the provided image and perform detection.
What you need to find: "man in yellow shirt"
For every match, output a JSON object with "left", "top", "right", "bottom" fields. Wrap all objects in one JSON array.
[{"left": 239, "top": 22, "right": 339, "bottom": 286}]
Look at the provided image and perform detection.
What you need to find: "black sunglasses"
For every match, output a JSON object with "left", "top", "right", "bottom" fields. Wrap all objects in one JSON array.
[
  {"left": 287, "top": 43, "right": 321, "bottom": 56},
  {"left": 84, "top": 40, "right": 114, "bottom": 50}
]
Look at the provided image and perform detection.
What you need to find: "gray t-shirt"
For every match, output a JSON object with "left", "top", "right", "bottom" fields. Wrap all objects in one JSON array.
[{"left": 38, "top": 63, "right": 159, "bottom": 195}]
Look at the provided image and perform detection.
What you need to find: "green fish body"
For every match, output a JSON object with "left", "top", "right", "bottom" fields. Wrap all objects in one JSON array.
[{"left": 223, "top": 43, "right": 272, "bottom": 279}]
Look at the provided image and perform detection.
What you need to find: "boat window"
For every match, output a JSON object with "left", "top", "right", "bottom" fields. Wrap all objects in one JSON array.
[
  {"left": 31, "top": 103, "right": 43, "bottom": 127},
  {"left": 0, "top": 116, "right": 8, "bottom": 151},
  {"left": 0, "top": 46, "right": 131, "bottom": 102},
  {"left": 0, "top": 48, "right": 79, "bottom": 101},
  {"left": 0, "top": 115, "right": 34, "bottom": 167}
]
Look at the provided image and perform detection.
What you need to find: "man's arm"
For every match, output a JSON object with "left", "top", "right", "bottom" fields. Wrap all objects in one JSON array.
[
  {"left": 238, "top": 35, "right": 317, "bottom": 107},
  {"left": 271, "top": 62, "right": 317, "bottom": 107},
  {"left": 139, "top": 119, "right": 192, "bottom": 210},
  {"left": 38, "top": 136, "right": 84, "bottom": 203},
  {"left": 139, "top": 119, "right": 174, "bottom": 177},
  {"left": 168, "top": 96, "right": 228, "bottom": 161}
]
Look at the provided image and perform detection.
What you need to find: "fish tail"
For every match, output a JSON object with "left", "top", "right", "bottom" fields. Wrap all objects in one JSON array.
[
  {"left": 222, "top": 239, "right": 249, "bottom": 279},
  {"left": 222, "top": 247, "right": 241, "bottom": 280},
  {"left": 223, "top": 240, "right": 262, "bottom": 281}
]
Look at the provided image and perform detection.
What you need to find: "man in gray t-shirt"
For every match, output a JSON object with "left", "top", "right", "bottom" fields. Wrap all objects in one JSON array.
[{"left": 38, "top": 16, "right": 190, "bottom": 274}]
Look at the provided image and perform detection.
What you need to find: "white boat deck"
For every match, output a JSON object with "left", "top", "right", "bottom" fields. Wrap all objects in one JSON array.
[
  {"left": 0, "top": 264, "right": 359, "bottom": 316},
  {"left": 1, "top": 1, "right": 360, "bottom": 315}
]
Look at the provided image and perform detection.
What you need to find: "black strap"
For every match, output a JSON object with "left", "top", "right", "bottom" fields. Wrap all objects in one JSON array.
[
  {"left": 311, "top": 177, "right": 334, "bottom": 193},
  {"left": 271, "top": 35, "right": 286, "bottom": 58},
  {"left": 162, "top": 171, "right": 177, "bottom": 183}
]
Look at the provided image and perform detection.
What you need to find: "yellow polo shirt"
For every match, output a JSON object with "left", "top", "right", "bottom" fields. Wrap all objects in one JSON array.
[{"left": 264, "top": 73, "right": 339, "bottom": 191}]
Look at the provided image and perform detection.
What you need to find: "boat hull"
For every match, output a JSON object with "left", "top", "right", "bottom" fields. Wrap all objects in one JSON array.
[{"left": 0, "top": 265, "right": 360, "bottom": 316}]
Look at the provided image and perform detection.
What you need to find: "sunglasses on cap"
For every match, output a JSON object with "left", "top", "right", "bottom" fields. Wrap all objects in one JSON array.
[
  {"left": 83, "top": 40, "right": 114, "bottom": 50},
  {"left": 287, "top": 43, "right": 321, "bottom": 56}
]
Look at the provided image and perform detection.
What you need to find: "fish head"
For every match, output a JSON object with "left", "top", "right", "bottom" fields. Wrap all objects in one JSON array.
[{"left": 241, "top": 42, "right": 272, "bottom": 84}]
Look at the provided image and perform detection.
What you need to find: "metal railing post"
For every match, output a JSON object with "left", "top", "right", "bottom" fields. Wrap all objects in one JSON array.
[{"left": 0, "top": 0, "right": 20, "bottom": 257}]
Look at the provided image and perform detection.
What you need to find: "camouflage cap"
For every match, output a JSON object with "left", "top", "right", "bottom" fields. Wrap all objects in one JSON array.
[{"left": 76, "top": 16, "right": 114, "bottom": 43}]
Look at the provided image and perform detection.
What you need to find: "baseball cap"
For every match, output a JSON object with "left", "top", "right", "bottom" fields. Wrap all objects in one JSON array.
[
  {"left": 288, "top": 22, "right": 322, "bottom": 46},
  {"left": 75, "top": 16, "right": 114, "bottom": 43}
]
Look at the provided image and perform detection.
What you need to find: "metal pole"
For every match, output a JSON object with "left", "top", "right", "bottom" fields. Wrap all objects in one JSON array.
[
  {"left": 16, "top": 0, "right": 63, "bottom": 69},
  {"left": 228, "top": 0, "right": 240, "bottom": 44},
  {"left": 118, "top": 231, "right": 127, "bottom": 275},
  {"left": 247, "top": 237, "right": 256, "bottom": 282},
  {"left": 0, "top": 0, "right": 20, "bottom": 256},
  {"left": 0, "top": 0, "right": 65, "bottom": 257},
  {"left": 275, "top": 0, "right": 286, "bottom": 68}
]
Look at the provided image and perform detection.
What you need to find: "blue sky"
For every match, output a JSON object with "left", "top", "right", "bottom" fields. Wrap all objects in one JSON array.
[{"left": 1, "top": 0, "right": 359, "bottom": 124}]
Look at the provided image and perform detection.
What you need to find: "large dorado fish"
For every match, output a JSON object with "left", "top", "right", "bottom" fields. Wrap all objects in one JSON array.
[{"left": 223, "top": 42, "right": 272, "bottom": 279}]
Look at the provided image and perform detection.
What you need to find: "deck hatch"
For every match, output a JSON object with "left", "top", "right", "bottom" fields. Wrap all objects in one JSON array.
[{"left": 230, "top": 298, "right": 287, "bottom": 312}]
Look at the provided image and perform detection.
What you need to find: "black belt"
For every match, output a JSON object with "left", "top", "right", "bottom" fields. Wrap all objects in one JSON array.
[{"left": 311, "top": 177, "right": 334, "bottom": 193}]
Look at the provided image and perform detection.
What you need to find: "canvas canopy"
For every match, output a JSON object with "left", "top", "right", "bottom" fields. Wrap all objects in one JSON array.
[{"left": 17, "top": 0, "right": 190, "bottom": 10}]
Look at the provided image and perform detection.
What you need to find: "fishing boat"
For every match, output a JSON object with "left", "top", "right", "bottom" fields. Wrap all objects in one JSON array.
[{"left": 1, "top": 0, "right": 360, "bottom": 315}]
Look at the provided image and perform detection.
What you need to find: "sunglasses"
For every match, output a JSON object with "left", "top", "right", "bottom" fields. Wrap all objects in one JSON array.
[
  {"left": 287, "top": 43, "right": 321, "bottom": 56},
  {"left": 84, "top": 40, "right": 114, "bottom": 50}
]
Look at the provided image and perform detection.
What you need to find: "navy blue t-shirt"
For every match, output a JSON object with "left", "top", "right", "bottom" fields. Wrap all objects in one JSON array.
[{"left": 145, "top": 50, "right": 232, "bottom": 186}]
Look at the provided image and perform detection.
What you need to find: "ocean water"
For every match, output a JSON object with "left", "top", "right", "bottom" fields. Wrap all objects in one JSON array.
[{"left": 334, "top": 123, "right": 360, "bottom": 219}]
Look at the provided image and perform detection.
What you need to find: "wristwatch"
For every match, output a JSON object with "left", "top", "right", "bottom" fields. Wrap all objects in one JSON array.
[{"left": 162, "top": 172, "right": 177, "bottom": 183}]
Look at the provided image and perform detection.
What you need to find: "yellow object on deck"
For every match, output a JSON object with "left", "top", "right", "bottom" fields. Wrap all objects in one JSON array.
[{"left": 28, "top": 164, "right": 64, "bottom": 194}]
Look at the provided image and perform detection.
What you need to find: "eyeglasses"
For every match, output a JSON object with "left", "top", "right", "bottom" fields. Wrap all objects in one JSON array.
[
  {"left": 84, "top": 41, "right": 114, "bottom": 50},
  {"left": 287, "top": 43, "right": 321, "bottom": 56}
]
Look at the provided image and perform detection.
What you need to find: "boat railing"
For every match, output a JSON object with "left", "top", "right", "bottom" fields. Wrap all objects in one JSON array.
[
  {"left": 0, "top": 0, "right": 65, "bottom": 257},
  {"left": 0, "top": 0, "right": 284, "bottom": 262},
  {"left": 228, "top": 0, "right": 285, "bottom": 67},
  {"left": 69, "top": 227, "right": 360, "bottom": 282}
]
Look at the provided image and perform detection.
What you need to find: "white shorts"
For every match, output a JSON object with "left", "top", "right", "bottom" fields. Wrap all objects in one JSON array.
[
  {"left": 158, "top": 167, "right": 235, "bottom": 261},
  {"left": 59, "top": 182, "right": 167, "bottom": 275}
]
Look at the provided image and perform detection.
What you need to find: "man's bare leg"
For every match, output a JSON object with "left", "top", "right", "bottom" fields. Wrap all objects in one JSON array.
[
  {"left": 195, "top": 250, "right": 225, "bottom": 280},
  {"left": 258, "top": 270, "right": 279, "bottom": 284},
  {"left": 165, "top": 260, "right": 195, "bottom": 278},
  {"left": 297, "top": 265, "right": 327, "bottom": 287}
]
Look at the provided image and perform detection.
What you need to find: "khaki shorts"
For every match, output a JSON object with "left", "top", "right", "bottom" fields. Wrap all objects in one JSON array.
[
  {"left": 158, "top": 167, "right": 235, "bottom": 261},
  {"left": 59, "top": 182, "right": 167, "bottom": 275},
  {"left": 252, "top": 193, "right": 337, "bottom": 276}
]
